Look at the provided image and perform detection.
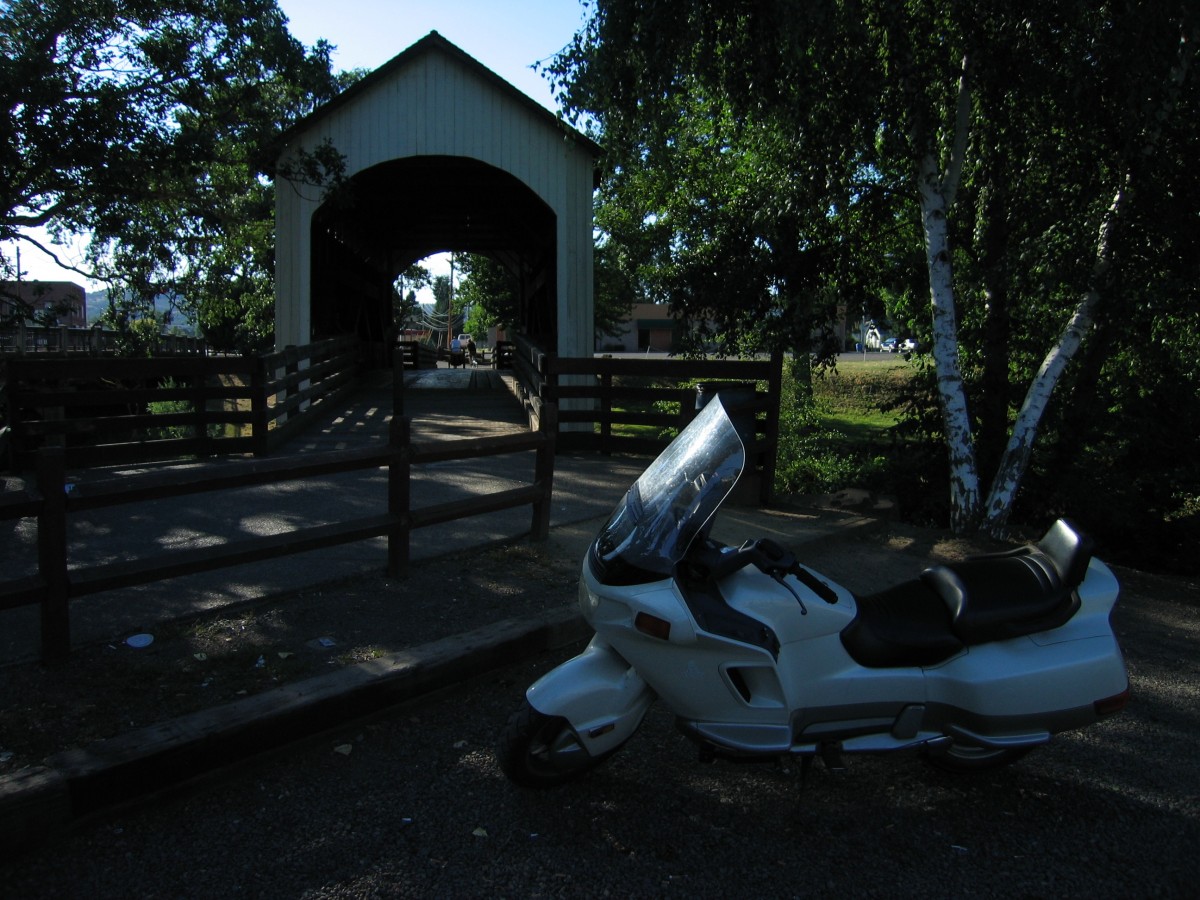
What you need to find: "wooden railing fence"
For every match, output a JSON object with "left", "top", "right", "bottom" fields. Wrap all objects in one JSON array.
[
  {"left": 0, "top": 330, "right": 784, "bottom": 661},
  {"left": 0, "top": 365, "right": 557, "bottom": 663},
  {"left": 506, "top": 334, "right": 783, "bottom": 504},
  {"left": 1, "top": 336, "right": 359, "bottom": 470},
  {"left": 493, "top": 340, "right": 515, "bottom": 369},
  {"left": 396, "top": 340, "right": 439, "bottom": 370}
]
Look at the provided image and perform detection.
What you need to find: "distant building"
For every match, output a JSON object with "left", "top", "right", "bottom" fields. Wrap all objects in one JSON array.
[
  {"left": 597, "top": 303, "right": 678, "bottom": 353},
  {"left": 0, "top": 281, "right": 87, "bottom": 327}
]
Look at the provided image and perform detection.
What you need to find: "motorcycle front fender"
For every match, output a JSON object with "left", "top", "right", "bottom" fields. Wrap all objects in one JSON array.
[{"left": 526, "top": 636, "right": 655, "bottom": 757}]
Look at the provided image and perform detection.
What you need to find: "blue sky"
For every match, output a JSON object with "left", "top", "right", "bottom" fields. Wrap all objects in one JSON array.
[
  {"left": 277, "top": 0, "right": 588, "bottom": 111},
  {"left": 15, "top": 0, "right": 590, "bottom": 288}
]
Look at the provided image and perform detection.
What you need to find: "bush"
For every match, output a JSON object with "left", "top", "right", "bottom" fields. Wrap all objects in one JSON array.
[
  {"left": 145, "top": 377, "right": 193, "bottom": 441},
  {"left": 773, "top": 365, "right": 892, "bottom": 496}
]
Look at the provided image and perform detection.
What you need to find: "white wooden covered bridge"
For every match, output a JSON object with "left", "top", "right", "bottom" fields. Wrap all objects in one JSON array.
[{"left": 272, "top": 31, "right": 600, "bottom": 360}]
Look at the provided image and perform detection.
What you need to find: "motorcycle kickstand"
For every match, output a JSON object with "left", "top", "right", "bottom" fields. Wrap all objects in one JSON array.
[
  {"left": 798, "top": 742, "right": 848, "bottom": 786},
  {"left": 820, "top": 742, "right": 848, "bottom": 778}
]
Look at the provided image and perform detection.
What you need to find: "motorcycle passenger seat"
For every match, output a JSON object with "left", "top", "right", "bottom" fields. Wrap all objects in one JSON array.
[
  {"left": 1037, "top": 518, "right": 1095, "bottom": 591},
  {"left": 840, "top": 580, "right": 965, "bottom": 668},
  {"left": 920, "top": 519, "right": 1092, "bottom": 645}
]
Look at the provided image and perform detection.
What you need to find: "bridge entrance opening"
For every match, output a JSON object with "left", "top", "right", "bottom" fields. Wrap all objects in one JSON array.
[{"left": 309, "top": 156, "right": 557, "bottom": 358}]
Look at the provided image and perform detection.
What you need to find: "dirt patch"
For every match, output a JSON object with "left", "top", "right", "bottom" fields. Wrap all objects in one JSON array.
[{"left": 0, "top": 540, "right": 580, "bottom": 772}]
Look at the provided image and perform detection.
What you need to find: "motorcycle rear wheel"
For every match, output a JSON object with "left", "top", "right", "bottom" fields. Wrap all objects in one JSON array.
[
  {"left": 924, "top": 742, "right": 1032, "bottom": 773},
  {"left": 497, "top": 701, "right": 622, "bottom": 787}
]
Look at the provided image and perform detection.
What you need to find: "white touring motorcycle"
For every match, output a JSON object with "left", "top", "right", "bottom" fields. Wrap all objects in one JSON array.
[{"left": 497, "top": 396, "right": 1130, "bottom": 786}]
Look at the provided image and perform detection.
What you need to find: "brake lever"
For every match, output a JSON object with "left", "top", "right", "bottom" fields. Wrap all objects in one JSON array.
[
  {"left": 773, "top": 571, "right": 808, "bottom": 615},
  {"left": 749, "top": 540, "right": 808, "bottom": 614},
  {"left": 788, "top": 563, "right": 840, "bottom": 605}
]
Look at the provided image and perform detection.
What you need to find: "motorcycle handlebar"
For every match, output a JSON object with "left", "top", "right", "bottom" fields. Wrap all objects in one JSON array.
[
  {"left": 688, "top": 538, "right": 839, "bottom": 605},
  {"left": 691, "top": 538, "right": 793, "bottom": 579}
]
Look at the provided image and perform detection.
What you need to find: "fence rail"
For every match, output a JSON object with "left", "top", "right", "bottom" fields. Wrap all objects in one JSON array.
[
  {"left": 1, "top": 336, "right": 360, "bottom": 470},
  {"left": 506, "top": 336, "right": 783, "bottom": 503},
  {"left": 396, "top": 340, "right": 439, "bottom": 370},
  {"left": 0, "top": 392, "right": 558, "bottom": 663}
]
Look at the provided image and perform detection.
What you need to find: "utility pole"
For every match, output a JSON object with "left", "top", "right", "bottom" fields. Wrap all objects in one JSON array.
[{"left": 445, "top": 252, "right": 456, "bottom": 349}]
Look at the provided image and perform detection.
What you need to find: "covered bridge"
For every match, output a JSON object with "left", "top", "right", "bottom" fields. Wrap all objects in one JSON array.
[{"left": 272, "top": 31, "right": 600, "bottom": 360}]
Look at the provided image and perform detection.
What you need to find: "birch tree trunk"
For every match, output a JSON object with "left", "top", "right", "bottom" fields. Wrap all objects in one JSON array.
[
  {"left": 980, "top": 19, "right": 1193, "bottom": 536},
  {"left": 980, "top": 186, "right": 1124, "bottom": 537},
  {"left": 917, "top": 151, "right": 980, "bottom": 533}
]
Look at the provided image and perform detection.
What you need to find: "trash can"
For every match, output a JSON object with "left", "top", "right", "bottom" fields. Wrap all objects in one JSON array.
[{"left": 695, "top": 382, "right": 757, "bottom": 446}]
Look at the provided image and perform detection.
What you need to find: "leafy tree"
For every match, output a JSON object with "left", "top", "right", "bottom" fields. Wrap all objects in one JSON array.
[
  {"left": 0, "top": 0, "right": 347, "bottom": 349},
  {"left": 431, "top": 275, "right": 452, "bottom": 316},
  {"left": 454, "top": 254, "right": 518, "bottom": 335},
  {"left": 393, "top": 264, "right": 431, "bottom": 326},
  {"left": 552, "top": 0, "right": 1199, "bottom": 536}
]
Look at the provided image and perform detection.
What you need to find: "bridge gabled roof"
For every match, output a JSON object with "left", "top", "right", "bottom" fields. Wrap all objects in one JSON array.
[{"left": 278, "top": 30, "right": 602, "bottom": 165}]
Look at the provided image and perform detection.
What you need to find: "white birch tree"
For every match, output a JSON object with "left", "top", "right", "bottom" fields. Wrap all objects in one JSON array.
[{"left": 553, "top": 0, "right": 1199, "bottom": 535}]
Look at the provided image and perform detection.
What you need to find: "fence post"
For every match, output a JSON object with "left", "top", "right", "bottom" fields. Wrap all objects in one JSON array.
[
  {"left": 392, "top": 347, "right": 406, "bottom": 420},
  {"left": 599, "top": 369, "right": 612, "bottom": 455},
  {"left": 251, "top": 355, "right": 269, "bottom": 456},
  {"left": 531, "top": 402, "right": 557, "bottom": 541},
  {"left": 284, "top": 345, "right": 300, "bottom": 421},
  {"left": 387, "top": 416, "right": 412, "bottom": 577},
  {"left": 761, "top": 349, "right": 785, "bottom": 505},
  {"left": 191, "top": 370, "right": 212, "bottom": 457},
  {"left": 36, "top": 448, "right": 70, "bottom": 663}
]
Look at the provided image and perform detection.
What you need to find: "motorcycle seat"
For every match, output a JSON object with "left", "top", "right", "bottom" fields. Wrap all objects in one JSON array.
[
  {"left": 840, "top": 580, "right": 965, "bottom": 668},
  {"left": 920, "top": 519, "right": 1092, "bottom": 645}
]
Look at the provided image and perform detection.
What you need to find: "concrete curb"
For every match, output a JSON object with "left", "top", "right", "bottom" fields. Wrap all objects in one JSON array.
[{"left": 0, "top": 606, "right": 591, "bottom": 855}]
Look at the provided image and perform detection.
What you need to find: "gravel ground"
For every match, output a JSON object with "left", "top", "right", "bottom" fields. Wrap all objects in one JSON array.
[{"left": 1, "top": 526, "right": 1197, "bottom": 898}]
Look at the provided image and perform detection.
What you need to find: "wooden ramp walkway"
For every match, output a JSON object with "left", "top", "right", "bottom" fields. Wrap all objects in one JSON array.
[{"left": 278, "top": 366, "right": 529, "bottom": 455}]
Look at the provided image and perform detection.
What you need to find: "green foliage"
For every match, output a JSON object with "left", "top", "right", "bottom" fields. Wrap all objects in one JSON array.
[
  {"left": 1, "top": 0, "right": 348, "bottom": 353},
  {"left": 146, "top": 376, "right": 230, "bottom": 442},
  {"left": 774, "top": 363, "right": 895, "bottom": 497},
  {"left": 393, "top": 264, "right": 431, "bottom": 331},
  {"left": 145, "top": 377, "right": 193, "bottom": 441},
  {"left": 554, "top": 0, "right": 1200, "bottom": 539},
  {"left": 1021, "top": 317, "right": 1200, "bottom": 573},
  {"left": 95, "top": 311, "right": 169, "bottom": 358},
  {"left": 552, "top": 1, "right": 899, "bottom": 361},
  {"left": 455, "top": 255, "right": 518, "bottom": 333},
  {"left": 431, "top": 276, "right": 452, "bottom": 316}
]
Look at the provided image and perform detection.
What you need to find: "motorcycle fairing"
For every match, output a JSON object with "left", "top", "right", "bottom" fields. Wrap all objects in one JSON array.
[
  {"left": 675, "top": 555, "right": 782, "bottom": 658},
  {"left": 525, "top": 635, "right": 656, "bottom": 758}
]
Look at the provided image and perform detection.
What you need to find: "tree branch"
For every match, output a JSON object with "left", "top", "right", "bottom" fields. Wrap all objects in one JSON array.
[
  {"left": 942, "top": 54, "right": 971, "bottom": 210},
  {"left": 7, "top": 232, "right": 110, "bottom": 286}
]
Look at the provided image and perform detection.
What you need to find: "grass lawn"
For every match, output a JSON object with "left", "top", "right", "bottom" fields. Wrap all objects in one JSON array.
[{"left": 812, "top": 357, "right": 914, "bottom": 442}]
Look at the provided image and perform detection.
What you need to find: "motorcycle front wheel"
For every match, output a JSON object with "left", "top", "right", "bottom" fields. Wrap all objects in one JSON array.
[
  {"left": 924, "top": 741, "right": 1032, "bottom": 773},
  {"left": 497, "top": 701, "right": 624, "bottom": 787}
]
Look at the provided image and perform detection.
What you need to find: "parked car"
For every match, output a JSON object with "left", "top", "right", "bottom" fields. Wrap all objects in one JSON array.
[
  {"left": 899, "top": 337, "right": 918, "bottom": 353},
  {"left": 880, "top": 337, "right": 898, "bottom": 352}
]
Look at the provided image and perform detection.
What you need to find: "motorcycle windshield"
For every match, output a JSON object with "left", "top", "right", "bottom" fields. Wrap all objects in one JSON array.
[{"left": 592, "top": 397, "right": 746, "bottom": 584}]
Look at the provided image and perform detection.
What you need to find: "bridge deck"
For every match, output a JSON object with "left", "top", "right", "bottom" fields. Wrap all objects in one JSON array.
[{"left": 279, "top": 366, "right": 529, "bottom": 454}]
